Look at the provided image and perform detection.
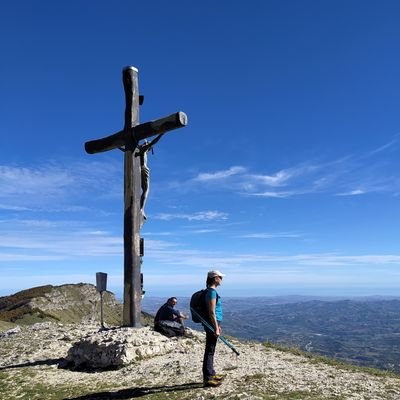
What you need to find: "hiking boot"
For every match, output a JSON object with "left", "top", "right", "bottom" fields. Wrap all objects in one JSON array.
[
  {"left": 212, "top": 374, "right": 225, "bottom": 381},
  {"left": 204, "top": 378, "right": 222, "bottom": 387}
]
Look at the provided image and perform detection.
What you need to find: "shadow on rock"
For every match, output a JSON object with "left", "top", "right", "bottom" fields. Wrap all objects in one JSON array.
[
  {"left": 0, "top": 358, "right": 63, "bottom": 370},
  {"left": 64, "top": 382, "right": 205, "bottom": 399}
]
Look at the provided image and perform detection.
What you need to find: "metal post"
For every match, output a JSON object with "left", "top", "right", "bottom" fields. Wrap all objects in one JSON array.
[
  {"left": 96, "top": 272, "right": 108, "bottom": 329},
  {"left": 100, "top": 290, "right": 104, "bottom": 329}
]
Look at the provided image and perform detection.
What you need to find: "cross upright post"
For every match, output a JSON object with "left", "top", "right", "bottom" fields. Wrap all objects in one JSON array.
[
  {"left": 84, "top": 66, "right": 188, "bottom": 327},
  {"left": 122, "top": 66, "right": 141, "bottom": 327}
]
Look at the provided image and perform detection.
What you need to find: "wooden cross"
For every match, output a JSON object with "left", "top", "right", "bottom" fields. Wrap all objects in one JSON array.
[{"left": 84, "top": 66, "right": 187, "bottom": 327}]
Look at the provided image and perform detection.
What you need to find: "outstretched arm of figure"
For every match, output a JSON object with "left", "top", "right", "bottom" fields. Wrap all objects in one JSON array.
[{"left": 140, "top": 133, "right": 164, "bottom": 153}]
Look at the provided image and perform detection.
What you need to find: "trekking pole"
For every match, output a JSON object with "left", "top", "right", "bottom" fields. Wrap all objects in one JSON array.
[{"left": 190, "top": 308, "right": 240, "bottom": 356}]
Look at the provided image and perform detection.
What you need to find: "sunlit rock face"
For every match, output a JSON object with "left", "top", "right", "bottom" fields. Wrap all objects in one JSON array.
[{"left": 65, "top": 326, "right": 178, "bottom": 369}]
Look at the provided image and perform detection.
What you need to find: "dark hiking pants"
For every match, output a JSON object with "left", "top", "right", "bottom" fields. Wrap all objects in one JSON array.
[{"left": 203, "top": 327, "right": 218, "bottom": 380}]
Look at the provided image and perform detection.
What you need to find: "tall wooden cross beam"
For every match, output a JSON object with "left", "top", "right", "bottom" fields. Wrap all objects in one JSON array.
[{"left": 84, "top": 66, "right": 187, "bottom": 327}]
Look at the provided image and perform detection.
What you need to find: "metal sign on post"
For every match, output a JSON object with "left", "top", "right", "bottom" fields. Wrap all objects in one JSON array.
[
  {"left": 96, "top": 272, "right": 107, "bottom": 329},
  {"left": 96, "top": 272, "right": 108, "bottom": 292}
]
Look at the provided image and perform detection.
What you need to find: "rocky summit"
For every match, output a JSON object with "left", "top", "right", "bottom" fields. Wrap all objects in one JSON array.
[
  {"left": 0, "top": 283, "right": 125, "bottom": 326},
  {"left": 1, "top": 284, "right": 400, "bottom": 399},
  {"left": 64, "top": 326, "right": 183, "bottom": 370}
]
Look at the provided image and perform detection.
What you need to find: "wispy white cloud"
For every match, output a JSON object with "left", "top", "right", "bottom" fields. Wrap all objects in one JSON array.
[
  {"left": 142, "top": 231, "right": 174, "bottom": 236},
  {"left": 2, "top": 228, "right": 400, "bottom": 294},
  {"left": 193, "top": 166, "right": 246, "bottom": 182},
  {"left": 190, "top": 229, "right": 221, "bottom": 234},
  {"left": 184, "top": 138, "right": 400, "bottom": 198},
  {"left": 137, "top": 238, "right": 400, "bottom": 271},
  {"left": 336, "top": 189, "right": 366, "bottom": 197},
  {"left": 0, "top": 218, "right": 122, "bottom": 261},
  {"left": 18, "top": 219, "right": 60, "bottom": 228},
  {"left": 209, "top": 251, "right": 399, "bottom": 268},
  {"left": 246, "top": 190, "right": 294, "bottom": 198},
  {"left": 142, "top": 228, "right": 221, "bottom": 238},
  {"left": 184, "top": 165, "right": 304, "bottom": 197},
  {"left": 247, "top": 170, "right": 292, "bottom": 187},
  {"left": 0, "top": 165, "right": 73, "bottom": 197},
  {"left": 0, "top": 203, "right": 33, "bottom": 211},
  {"left": 0, "top": 253, "right": 66, "bottom": 262},
  {"left": 154, "top": 211, "right": 228, "bottom": 221},
  {"left": 0, "top": 159, "right": 121, "bottom": 210},
  {"left": 366, "top": 136, "right": 399, "bottom": 156},
  {"left": 240, "top": 232, "right": 303, "bottom": 239}
]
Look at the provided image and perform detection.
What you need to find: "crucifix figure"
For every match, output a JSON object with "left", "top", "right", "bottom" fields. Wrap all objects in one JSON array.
[
  {"left": 136, "top": 133, "right": 164, "bottom": 225},
  {"left": 84, "top": 66, "right": 187, "bottom": 327}
]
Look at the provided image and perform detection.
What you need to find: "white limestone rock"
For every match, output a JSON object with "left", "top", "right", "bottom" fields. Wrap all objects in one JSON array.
[
  {"left": 65, "top": 326, "right": 176, "bottom": 369},
  {"left": 0, "top": 325, "right": 21, "bottom": 337}
]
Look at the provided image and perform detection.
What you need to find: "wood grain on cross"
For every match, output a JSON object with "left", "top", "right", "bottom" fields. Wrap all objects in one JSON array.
[{"left": 84, "top": 66, "right": 187, "bottom": 327}]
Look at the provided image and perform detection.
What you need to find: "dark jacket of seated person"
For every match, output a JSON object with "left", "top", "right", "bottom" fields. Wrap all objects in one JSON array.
[{"left": 154, "top": 297, "right": 187, "bottom": 337}]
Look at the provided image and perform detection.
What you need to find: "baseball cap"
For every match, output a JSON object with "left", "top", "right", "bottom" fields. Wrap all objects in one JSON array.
[{"left": 207, "top": 270, "right": 225, "bottom": 279}]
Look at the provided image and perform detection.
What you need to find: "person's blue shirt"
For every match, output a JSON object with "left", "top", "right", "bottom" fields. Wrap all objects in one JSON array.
[{"left": 206, "top": 288, "right": 222, "bottom": 321}]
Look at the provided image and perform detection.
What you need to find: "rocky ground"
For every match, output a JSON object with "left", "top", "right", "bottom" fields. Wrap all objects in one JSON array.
[{"left": 1, "top": 322, "right": 400, "bottom": 400}]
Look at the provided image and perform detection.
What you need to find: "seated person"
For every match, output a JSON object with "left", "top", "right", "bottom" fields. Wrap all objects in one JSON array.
[{"left": 154, "top": 297, "right": 187, "bottom": 337}]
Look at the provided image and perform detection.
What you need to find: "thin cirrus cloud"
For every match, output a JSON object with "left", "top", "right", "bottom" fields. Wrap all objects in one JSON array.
[
  {"left": 0, "top": 217, "right": 123, "bottom": 261},
  {"left": 0, "top": 204, "right": 32, "bottom": 211},
  {"left": 245, "top": 170, "right": 293, "bottom": 187},
  {"left": 0, "top": 229, "right": 122, "bottom": 261},
  {"left": 0, "top": 159, "right": 121, "bottom": 209},
  {"left": 239, "top": 232, "right": 303, "bottom": 239},
  {"left": 336, "top": 189, "right": 366, "bottom": 197},
  {"left": 141, "top": 242, "right": 400, "bottom": 270},
  {"left": 192, "top": 165, "right": 294, "bottom": 189},
  {"left": 0, "top": 164, "right": 73, "bottom": 197},
  {"left": 188, "top": 139, "right": 400, "bottom": 198},
  {"left": 193, "top": 166, "right": 246, "bottom": 182},
  {"left": 154, "top": 211, "right": 228, "bottom": 221},
  {"left": 2, "top": 216, "right": 400, "bottom": 294},
  {"left": 189, "top": 164, "right": 315, "bottom": 197}
]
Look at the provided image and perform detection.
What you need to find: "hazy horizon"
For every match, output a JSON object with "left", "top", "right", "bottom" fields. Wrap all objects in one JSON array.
[{"left": 2, "top": 282, "right": 400, "bottom": 300}]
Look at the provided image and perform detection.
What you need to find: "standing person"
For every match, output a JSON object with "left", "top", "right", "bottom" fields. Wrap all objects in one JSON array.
[{"left": 203, "top": 270, "right": 225, "bottom": 387}]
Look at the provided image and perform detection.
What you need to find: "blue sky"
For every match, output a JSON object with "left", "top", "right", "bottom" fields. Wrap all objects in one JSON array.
[{"left": 1, "top": 1, "right": 400, "bottom": 298}]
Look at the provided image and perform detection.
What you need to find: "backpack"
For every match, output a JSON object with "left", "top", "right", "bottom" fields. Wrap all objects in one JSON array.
[
  {"left": 190, "top": 288, "right": 219, "bottom": 323},
  {"left": 190, "top": 289, "right": 207, "bottom": 323}
]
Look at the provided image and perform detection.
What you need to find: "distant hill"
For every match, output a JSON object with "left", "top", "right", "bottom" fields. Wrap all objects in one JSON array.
[
  {"left": 222, "top": 298, "right": 400, "bottom": 373},
  {"left": 0, "top": 283, "right": 152, "bottom": 327}
]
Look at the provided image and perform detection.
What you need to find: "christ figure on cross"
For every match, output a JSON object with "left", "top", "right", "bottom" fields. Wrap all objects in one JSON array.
[{"left": 137, "top": 133, "right": 164, "bottom": 224}]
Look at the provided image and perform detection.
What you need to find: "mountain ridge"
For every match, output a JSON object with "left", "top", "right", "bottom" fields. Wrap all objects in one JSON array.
[{"left": 0, "top": 283, "right": 152, "bottom": 327}]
